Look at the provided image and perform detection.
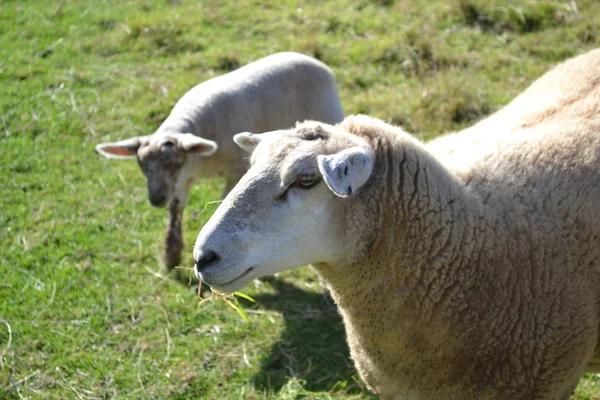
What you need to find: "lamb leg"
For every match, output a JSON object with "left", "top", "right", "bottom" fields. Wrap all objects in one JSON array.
[{"left": 164, "top": 198, "right": 184, "bottom": 269}]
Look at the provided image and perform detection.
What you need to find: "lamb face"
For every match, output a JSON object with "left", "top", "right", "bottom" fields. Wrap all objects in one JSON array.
[
  {"left": 96, "top": 133, "right": 217, "bottom": 207},
  {"left": 192, "top": 122, "right": 374, "bottom": 293}
]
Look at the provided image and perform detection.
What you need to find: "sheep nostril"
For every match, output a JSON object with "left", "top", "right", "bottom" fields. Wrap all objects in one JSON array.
[{"left": 194, "top": 250, "right": 220, "bottom": 273}]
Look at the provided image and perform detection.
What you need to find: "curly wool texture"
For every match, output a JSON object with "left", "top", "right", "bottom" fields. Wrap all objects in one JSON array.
[{"left": 315, "top": 50, "right": 600, "bottom": 399}]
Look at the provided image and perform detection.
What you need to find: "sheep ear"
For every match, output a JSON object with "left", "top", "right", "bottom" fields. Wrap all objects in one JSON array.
[
  {"left": 179, "top": 134, "right": 218, "bottom": 156},
  {"left": 234, "top": 132, "right": 262, "bottom": 153},
  {"left": 317, "top": 147, "right": 374, "bottom": 198},
  {"left": 96, "top": 137, "right": 142, "bottom": 159}
]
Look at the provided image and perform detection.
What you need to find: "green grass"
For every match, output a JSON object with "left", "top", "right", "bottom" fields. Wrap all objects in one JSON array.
[{"left": 1, "top": 0, "right": 600, "bottom": 398}]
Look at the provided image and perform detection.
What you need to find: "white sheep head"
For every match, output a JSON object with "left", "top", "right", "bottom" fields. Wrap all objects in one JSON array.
[
  {"left": 96, "top": 133, "right": 217, "bottom": 207},
  {"left": 193, "top": 121, "right": 374, "bottom": 293}
]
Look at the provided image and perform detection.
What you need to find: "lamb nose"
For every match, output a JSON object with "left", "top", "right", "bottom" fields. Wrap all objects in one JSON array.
[{"left": 194, "top": 250, "right": 220, "bottom": 273}]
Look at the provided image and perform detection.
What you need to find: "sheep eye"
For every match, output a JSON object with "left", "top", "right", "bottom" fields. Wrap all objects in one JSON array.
[
  {"left": 162, "top": 141, "right": 176, "bottom": 150},
  {"left": 294, "top": 176, "right": 319, "bottom": 188},
  {"left": 275, "top": 176, "right": 320, "bottom": 202}
]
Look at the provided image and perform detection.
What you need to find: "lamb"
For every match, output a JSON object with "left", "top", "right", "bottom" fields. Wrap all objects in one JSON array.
[
  {"left": 95, "top": 52, "right": 344, "bottom": 268},
  {"left": 191, "top": 48, "right": 600, "bottom": 399}
]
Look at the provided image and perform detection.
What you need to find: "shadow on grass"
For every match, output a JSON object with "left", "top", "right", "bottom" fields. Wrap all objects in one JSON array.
[{"left": 250, "top": 278, "right": 369, "bottom": 396}]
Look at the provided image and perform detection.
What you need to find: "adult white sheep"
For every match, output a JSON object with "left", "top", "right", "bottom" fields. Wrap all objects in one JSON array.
[
  {"left": 96, "top": 52, "right": 344, "bottom": 268},
  {"left": 192, "top": 49, "right": 600, "bottom": 399}
]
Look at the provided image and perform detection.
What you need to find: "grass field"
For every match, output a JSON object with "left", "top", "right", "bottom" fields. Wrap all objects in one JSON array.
[{"left": 2, "top": 0, "right": 600, "bottom": 398}]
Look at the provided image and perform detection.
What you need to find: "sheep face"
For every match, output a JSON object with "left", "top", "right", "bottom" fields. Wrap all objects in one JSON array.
[
  {"left": 137, "top": 137, "right": 186, "bottom": 207},
  {"left": 96, "top": 133, "right": 217, "bottom": 207},
  {"left": 193, "top": 121, "right": 374, "bottom": 293}
]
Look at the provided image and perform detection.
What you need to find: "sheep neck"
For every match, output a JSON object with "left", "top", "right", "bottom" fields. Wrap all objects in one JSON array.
[
  {"left": 324, "top": 134, "right": 482, "bottom": 314},
  {"left": 314, "top": 133, "right": 487, "bottom": 392}
]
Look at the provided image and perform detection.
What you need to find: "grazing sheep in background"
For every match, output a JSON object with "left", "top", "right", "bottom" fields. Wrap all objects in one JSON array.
[
  {"left": 192, "top": 49, "right": 600, "bottom": 399},
  {"left": 96, "top": 52, "right": 345, "bottom": 268}
]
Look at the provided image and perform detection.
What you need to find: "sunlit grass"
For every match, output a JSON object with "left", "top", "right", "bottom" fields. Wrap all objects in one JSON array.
[{"left": 2, "top": 0, "right": 600, "bottom": 398}]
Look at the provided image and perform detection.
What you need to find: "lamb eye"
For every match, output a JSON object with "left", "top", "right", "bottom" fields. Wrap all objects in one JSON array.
[
  {"left": 162, "top": 141, "right": 175, "bottom": 149},
  {"left": 294, "top": 176, "right": 318, "bottom": 188}
]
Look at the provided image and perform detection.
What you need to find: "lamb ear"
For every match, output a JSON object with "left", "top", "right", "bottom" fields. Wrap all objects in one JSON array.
[
  {"left": 179, "top": 134, "right": 218, "bottom": 156},
  {"left": 317, "top": 147, "right": 374, "bottom": 198},
  {"left": 233, "top": 132, "right": 262, "bottom": 153},
  {"left": 96, "top": 137, "right": 142, "bottom": 159}
]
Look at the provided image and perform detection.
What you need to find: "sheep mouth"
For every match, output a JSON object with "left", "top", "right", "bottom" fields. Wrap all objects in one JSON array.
[
  {"left": 149, "top": 197, "right": 168, "bottom": 207},
  {"left": 204, "top": 267, "right": 255, "bottom": 293}
]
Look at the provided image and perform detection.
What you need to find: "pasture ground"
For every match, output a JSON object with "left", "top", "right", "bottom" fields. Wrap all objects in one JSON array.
[{"left": 2, "top": 0, "right": 600, "bottom": 398}]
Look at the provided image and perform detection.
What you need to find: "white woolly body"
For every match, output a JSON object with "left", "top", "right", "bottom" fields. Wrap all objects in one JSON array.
[
  {"left": 157, "top": 51, "right": 344, "bottom": 188},
  {"left": 194, "top": 49, "right": 600, "bottom": 399}
]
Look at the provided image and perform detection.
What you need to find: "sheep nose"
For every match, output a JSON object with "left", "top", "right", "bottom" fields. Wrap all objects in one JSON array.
[
  {"left": 194, "top": 250, "right": 220, "bottom": 273},
  {"left": 149, "top": 194, "right": 167, "bottom": 207}
]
